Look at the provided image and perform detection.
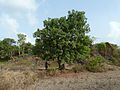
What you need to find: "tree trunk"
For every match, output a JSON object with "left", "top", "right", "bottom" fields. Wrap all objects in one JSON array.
[
  {"left": 22, "top": 47, "right": 24, "bottom": 57},
  {"left": 61, "top": 64, "right": 65, "bottom": 70},
  {"left": 57, "top": 58, "right": 65, "bottom": 70},
  {"left": 45, "top": 61, "right": 48, "bottom": 70},
  {"left": 18, "top": 47, "right": 21, "bottom": 56},
  {"left": 10, "top": 52, "right": 13, "bottom": 60},
  {"left": 57, "top": 57, "right": 61, "bottom": 69}
]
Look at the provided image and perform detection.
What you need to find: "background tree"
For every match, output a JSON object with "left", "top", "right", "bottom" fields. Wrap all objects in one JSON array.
[
  {"left": 17, "top": 33, "right": 26, "bottom": 56},
  {"left": 0, "top": 38, "right": 16, "bottom": 60},
  {"left": 34, "top": 10, "right": 92, "bottom": 70},
  {"left": 0, "top": 40, "right": 6, "bottom": 59},
  {"left": 24, "top": 42, "right": 33, "bottom": 55},
  {"left": 92, "top": 42, "right": 119, "bottom": 59}
]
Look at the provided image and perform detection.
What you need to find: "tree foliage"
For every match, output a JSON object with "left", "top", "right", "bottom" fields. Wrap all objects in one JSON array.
[
  {"left": 24, "top": 42, "right": 33, "bottom": 55},
  {"left": 0, "top": 38, "right": 16, "bottom": 60},
  {"left": 17, "top": 33, "right": 26, "bottom": 56},
  {"left": 34, "top": 10, "right": 92, "bottom": 69},
  {"left": 92, "top": 42, "right": 120, "bottom": 59},
  {"left": 0, "top": 34, "right": 33, "bottom": 60}
]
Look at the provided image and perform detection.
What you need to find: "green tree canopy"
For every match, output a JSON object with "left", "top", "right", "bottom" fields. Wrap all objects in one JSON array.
[
  {"left": 17, "top": 33, "right": 26, "bottom": 56},
  {"left": 24, "top": 42, "right": 33, "bottom": 55},
  {"left": 92, "top": 42, "right": 120, "bottom": 59},
  {"left": 0, "top": 38, "right": 16, "bottom": 60},
  {"left": 34, "top": 10, "right": 92, "bottom": 69}
]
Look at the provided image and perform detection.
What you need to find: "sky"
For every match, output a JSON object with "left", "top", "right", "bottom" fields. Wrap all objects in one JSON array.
[{"left": 0, "top": 0, "right": 120, "bottom": 45}]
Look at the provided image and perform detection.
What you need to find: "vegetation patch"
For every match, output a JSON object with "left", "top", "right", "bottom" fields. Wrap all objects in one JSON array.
[{"left": 85, "top": 56, "right": 105, "bottom": 72}]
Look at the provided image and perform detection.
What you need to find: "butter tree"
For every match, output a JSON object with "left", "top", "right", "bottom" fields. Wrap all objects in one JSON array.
[{"left": 34, "top": 10, "right": 92, "bottom": 69}]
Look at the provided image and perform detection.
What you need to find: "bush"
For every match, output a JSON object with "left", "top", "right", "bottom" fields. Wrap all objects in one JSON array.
[{"left": 85, "top": 56, "right": 105, "bottom": 72}]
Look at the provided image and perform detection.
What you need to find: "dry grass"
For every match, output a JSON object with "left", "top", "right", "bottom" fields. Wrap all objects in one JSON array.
[
  {"left": 27, "top": 69, "right": 120, "bottom": 90},
  {"left": 0, "top": 56, "right": 120, "bottom": 90},
  {"left": 0, "top": 70, "right": 39, "bottom": 90},
  {"left": 0, "top": 65, "right": 120, "bottom": 90}
]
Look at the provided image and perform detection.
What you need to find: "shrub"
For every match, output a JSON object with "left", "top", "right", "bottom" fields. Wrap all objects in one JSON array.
[{"left": 85, "top": 56, "right": 105, "bottom": 72}]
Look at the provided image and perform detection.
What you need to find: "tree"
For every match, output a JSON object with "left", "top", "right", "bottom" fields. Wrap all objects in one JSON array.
[
  {"left": 0, "top": 40, "right": 6, "bottom": 59},
  {"left": 93, "top": 42, "right": 120, "bottom": 59},
  {"left": 17, "top": 33, "right": 26, "bottom": 56},
  {"left": 2, "top": 38, "right": 16, "bottom": 45},
  {"left": 24, "top": 42, "right": 33, "bottom": 55},
  {"left": 0, "top": 38, "right": 16, "bottom": 60},
  {"left": 34, "top": 10, "right": 92, "bottom": 69}
]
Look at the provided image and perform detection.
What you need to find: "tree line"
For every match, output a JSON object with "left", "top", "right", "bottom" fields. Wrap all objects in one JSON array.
[{"left": 0, "top": 33, "right": 33, "bottom": 60}]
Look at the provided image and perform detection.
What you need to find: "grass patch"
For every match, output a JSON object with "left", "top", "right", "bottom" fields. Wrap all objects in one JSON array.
[
  {"left": 71, "top": 64, "right": 85, "bottom": 73},
  {"left": 15, "top": 59, "right": 33, "bottom": 66},
  {"left": 0, "top": 70, "right": 39, "bottom": 90},
  {"left": 46, "top": 68, "right": 59, "bottom": 76},
  {"left": 0, "top": 59, "right": 8, "bottom": 65}
]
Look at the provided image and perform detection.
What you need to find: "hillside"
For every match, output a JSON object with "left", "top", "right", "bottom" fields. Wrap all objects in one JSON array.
[
  {"left": 0, "top": 64, "right": 120, "bottom": 90},
  {"left": 28, "top": 69, "right": 120, "bottom": 90}
]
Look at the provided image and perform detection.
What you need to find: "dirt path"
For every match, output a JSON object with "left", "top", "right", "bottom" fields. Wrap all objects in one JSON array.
[{"left": 27, "top": 70, "right": 120, "bottom": 90}]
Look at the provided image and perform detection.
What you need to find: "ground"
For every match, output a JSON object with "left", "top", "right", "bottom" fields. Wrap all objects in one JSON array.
[
  {"left": 0, "top": 67, "right": 120, "bottom": 90},
  {"left": 0, "top": 56, "right": 120, "bottom": 90},
  {"left": 27, "top": 69, "right": 120, "bottom": 90}
]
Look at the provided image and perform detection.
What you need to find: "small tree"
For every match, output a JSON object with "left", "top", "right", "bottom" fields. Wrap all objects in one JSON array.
[
  {"left": 24, "top": 42, "right": 33, "bottom": 55},
  {"left": 0, "top": 38, "right": 16, "bottom": 60},
  {"left": 17, "top": 33, "right": 26, "bottom": 56},
  {"left": 93, "top": 42, "right": 119, "bottom": 59},
  {"left": 34, "top": 10, "right": 92, "bottom": 70}
]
